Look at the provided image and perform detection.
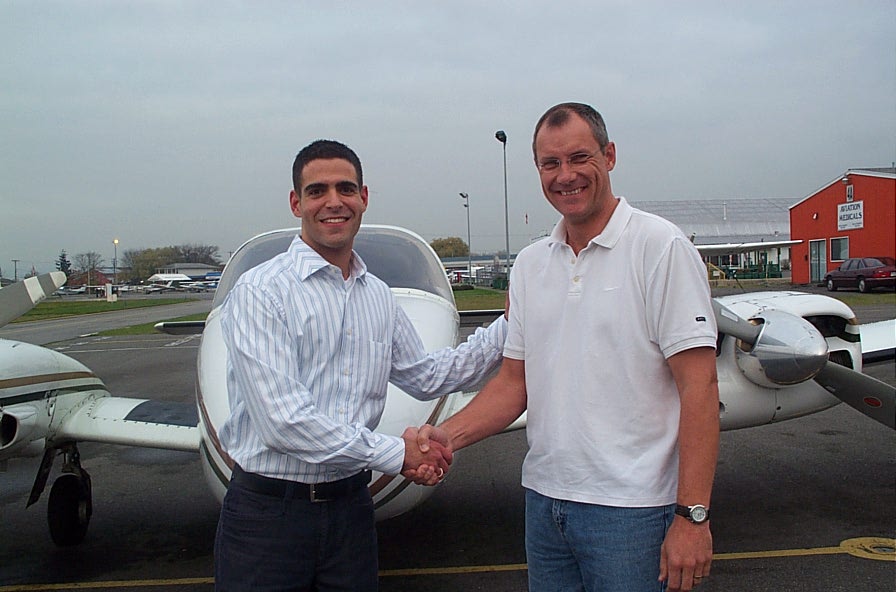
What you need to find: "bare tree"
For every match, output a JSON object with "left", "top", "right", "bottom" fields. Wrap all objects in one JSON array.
[
  {"left": 73, "top": 251, "right": 105, "bottom": 286},
  {"left": 175, "top": 243, "right": 222, "bottom": 265}
]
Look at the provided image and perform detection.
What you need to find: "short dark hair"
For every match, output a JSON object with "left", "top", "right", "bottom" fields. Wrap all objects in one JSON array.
[
  {"left": 532, "top": 102, "right": 610, "bottom": 159},
  {"left": 292, "top": 139, "right": 363, "bottom": 191}
]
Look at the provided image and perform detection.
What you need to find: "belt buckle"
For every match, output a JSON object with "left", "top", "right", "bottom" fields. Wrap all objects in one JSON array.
[{"left": 309, "top": 483, "right": 332, "bottom": 503}]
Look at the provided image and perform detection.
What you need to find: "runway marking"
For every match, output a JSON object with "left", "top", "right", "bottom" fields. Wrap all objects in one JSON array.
[
  {"left": 52, "top": 346, "right": 200, "bottom": 353},
  {"left": 53, "top": 335, "right": 201, "bottom": 353},
  {"left": 381, "top": 563, "right": 528, "bottom": 576},
  {"left": 164, "top": 334, "right": 201, "bottom": 347},
  {"left": 0, "top": 538, "right": 892, "bottom": 590},
  {"left": 0, "top": 578, "right": 214, "bottom": 590}
]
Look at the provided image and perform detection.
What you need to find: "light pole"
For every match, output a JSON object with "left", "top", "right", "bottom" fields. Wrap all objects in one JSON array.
[
  {"left": 459, "top": 192, "right": 472, "bottom": 282},
  {"left": 113, "top": 238, "right": 119, "bottom": 286},
  {"left": 495, "top": 130, "right": 510, "bottom": 275}
]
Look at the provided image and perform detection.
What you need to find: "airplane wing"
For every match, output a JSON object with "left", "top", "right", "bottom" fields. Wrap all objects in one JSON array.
[
  {"left": 54, "top": 397, "right": 200, "bottom": 452},
  {"left": 860, "top": 319, "right": 896, "bottom": 365},
  {"left": 458, "top": 309, "right": 506, "bottom": 326},
  {"left": 0, "top": 271, "right": 67, "bottom": 328},
  {"left": 155, "top": 320, "right": 207, "bottom": 335}
]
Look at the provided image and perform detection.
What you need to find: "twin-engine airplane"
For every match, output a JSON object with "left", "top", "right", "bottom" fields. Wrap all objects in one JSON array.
[{"left": 1, "top": 226, "right": 894, "bottom": 547}]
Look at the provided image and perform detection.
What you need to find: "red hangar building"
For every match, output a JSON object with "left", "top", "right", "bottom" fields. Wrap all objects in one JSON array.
[{"left": 789, "top": 167, "right": 895, "bottom": 285}]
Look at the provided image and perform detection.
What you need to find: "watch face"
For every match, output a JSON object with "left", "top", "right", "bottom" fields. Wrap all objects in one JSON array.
[{"left": 690, "top": 505, "right": 708, "bottom": 523}]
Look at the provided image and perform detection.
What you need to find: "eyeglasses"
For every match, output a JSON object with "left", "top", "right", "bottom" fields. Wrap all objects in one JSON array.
[{"left": 537, "top": 151, "right": 598, "bottom": 172}]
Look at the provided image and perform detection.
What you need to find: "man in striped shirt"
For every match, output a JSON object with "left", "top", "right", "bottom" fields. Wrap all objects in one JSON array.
[{"left": 213, "top": 139, "right": 507, "bottom": 591}]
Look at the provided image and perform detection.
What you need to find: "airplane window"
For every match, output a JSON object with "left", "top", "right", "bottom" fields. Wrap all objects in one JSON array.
[
  {"left": 353, "top": 227, "right": 455, "bottom": 303},
  {"left": 213, "top": 227, "right": 454, "bottom": 308}
]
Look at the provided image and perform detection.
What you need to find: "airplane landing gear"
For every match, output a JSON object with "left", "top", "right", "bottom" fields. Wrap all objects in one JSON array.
[{"left": 47, "top": 445, "right": 92, "bottom": 546}]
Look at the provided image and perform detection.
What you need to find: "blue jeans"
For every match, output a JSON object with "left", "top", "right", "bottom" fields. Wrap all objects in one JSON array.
[
  {"left": 214, "top": 480, "right": 378, "bottom": 591},
  {"left": 525, "top": 489, "right": 675, "bottom": 592}
]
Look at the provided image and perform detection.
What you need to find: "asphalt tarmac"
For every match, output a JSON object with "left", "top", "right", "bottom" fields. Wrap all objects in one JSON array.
[{"left": 0, "top": 291, "right": 893, "bottom": 591}]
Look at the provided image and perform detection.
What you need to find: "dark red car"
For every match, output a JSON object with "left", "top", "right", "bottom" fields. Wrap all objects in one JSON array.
[{"left": 825, "top": 257, "right": 896, "bottom": 293}]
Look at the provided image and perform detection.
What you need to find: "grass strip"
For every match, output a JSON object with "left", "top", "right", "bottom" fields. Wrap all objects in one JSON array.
[
  {"left": 99, "top": 313, "right": 210, "bottom": 336},
  {"left": 452, "top": 287, "right": 506, "bottom": 311},
  {"left": 14, "top": 298, "right": 198, "bottom": 322}
]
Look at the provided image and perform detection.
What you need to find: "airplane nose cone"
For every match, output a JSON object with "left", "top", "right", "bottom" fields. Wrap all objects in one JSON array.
[{"left": 735, "top": 310, "right": 829, "bottom": 387}]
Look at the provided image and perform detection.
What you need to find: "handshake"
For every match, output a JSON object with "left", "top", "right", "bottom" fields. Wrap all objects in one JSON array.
[{"left": 400, "top": 424, "right": 452, "bottom": 486}]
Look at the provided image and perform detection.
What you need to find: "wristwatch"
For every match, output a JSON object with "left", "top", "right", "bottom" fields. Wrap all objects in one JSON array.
[{"left": 675, "top": 504, "right": 709, "bottom": 524}]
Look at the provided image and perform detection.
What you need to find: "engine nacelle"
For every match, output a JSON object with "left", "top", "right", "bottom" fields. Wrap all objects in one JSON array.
[
  {"left": 0, "top": 405, "right": 47, "bottom": 458},
  {"left": 734, "top": 310, "right": 829, "bottom": 389}
]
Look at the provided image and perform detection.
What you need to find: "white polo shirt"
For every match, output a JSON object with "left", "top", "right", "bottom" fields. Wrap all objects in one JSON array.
[{"left": 505, "top": 197, "right": 717, "bottom": 507}]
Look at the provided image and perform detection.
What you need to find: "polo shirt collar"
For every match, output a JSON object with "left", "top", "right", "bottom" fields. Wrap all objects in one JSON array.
[{"left": 546, "top": 196, "right": 633, "bottom": 251}]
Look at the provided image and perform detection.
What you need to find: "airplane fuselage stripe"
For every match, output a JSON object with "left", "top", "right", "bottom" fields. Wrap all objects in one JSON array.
[
  {"left": 1, "top": 382, "right": 103, "bottom": 407},
  {"left": 0, "top": 371, "right": 96, "bottom": 390}
]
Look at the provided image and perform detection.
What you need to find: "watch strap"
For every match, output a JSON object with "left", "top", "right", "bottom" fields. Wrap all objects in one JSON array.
[{"left": 675, "top": 503, "right": 709, "bottom": 523}]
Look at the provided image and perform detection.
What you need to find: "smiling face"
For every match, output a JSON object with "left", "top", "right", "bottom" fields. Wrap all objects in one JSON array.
[
  {"left": 534, "top": 112, "right": 617, "bottom": 241},
  {"left": 289, "top": 157, "right": 368, "bottom": 271}
]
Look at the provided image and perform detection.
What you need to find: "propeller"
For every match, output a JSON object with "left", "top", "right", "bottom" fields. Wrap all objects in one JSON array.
[
  {"left": 713, "top": 298, "right": 895, "bottom": 430},
  {"left": 0, "top": 272, "right": 67, "bottom": 328},
  {"left": 711, "top": 299, "right": 762, "bottom": 345},
  {"left": 813, "top": 362, "right": 895, "bottom": 429}
]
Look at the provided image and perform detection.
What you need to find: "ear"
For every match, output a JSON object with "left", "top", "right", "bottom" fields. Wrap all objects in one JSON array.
[
  {"left": 603, "top": 142, "right": 617, "bottom": 172},
  {"left": 359, "top": 185, "right": 369, "bottom": 212},
  {"left": 289, "top": 190, "right": 302, "bottom": 218}
]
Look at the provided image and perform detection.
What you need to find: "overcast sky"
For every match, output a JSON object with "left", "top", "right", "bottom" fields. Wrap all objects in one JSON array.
[{"left": 2, "top": 1, "right": 894, "bottom": 276}]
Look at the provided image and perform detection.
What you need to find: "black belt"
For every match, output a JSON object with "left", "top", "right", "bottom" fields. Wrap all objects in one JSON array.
[{"left": 231, "top": 464, "right": 371, "bottom": 503}]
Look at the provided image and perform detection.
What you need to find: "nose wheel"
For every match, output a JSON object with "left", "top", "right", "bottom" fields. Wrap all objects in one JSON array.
[{"left": 47, "top": 446, "right": 93, "bottom": 546}]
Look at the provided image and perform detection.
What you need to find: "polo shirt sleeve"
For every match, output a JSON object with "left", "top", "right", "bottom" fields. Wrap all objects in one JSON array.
[
  {"left": 648, "top": 237, "right": 718, "bottom": 359},
  {"left": 503, "top": 254, "right": 526, "bottom": 360}
]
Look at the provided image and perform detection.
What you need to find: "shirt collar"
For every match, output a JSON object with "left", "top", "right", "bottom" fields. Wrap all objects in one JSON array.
[
  {"left": 288, "top": 234, "right": 368, "bottom": 282},
  {"left": 546, "top": 196, "right": 633, "bottom": 251}
]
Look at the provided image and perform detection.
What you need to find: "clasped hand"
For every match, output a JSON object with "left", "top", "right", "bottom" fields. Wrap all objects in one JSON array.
[{"left": 400, "top": 424, "right": 451, "bottom": 486}]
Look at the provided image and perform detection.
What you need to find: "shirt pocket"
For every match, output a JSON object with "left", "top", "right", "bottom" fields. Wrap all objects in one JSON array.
[{"left": 358, "top": 338, "right": 391, "bottom": 400}]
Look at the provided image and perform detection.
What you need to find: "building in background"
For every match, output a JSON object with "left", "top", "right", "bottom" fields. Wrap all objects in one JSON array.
[
  {"left": 631, "top": 197, "right": 795, "bottom": 278},
  {"left": 789, "top": 168, "right": 895, "bottom": 285},
  {"left": 156, "top": 262, "right": 223, "bottom": 281}
]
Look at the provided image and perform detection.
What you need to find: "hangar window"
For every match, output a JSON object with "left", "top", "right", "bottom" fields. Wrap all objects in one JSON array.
[{"left": 830, "top": 237, "right": 849, "bottom": 262}]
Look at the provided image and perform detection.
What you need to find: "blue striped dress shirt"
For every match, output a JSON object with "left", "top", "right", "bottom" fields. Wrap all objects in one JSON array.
[{"left": 219, "top": 236, "right": 506, "bottom": 483}]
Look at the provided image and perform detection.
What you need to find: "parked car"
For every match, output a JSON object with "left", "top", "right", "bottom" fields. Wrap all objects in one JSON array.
[{"left": 825, "top": 257, "right": 896, "bottom": 293}]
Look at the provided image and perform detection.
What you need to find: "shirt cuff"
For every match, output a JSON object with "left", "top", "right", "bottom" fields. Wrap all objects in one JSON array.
[{"left": 371, "top": 433, "right": 405, "bottom": 476}]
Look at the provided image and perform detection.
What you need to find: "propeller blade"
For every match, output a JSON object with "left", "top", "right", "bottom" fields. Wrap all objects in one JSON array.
[
  {"left": 814, "top": 362, "right": 896, "bottom": 429},
  {"left": 712, "top": 299, "right": 762, "bottom": 345},
  {"left": 0, "top": 272, "right": 67, "bottom": 328}
]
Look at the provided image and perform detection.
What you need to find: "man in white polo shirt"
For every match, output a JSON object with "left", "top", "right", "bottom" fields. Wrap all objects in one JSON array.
[{"left": 412, "top": 103, "right": 719, "bottom": 592}]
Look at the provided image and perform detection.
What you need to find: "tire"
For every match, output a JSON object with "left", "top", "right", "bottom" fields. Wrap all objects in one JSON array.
[
  {"left": 47, "top": 473, "right": 92, "bottom": 546},
  {"left": 858, "top": 278, "right": 871, "bottom": 293},
  {"left": 826, "top": 277, "right": 836, "bottom": 291}
]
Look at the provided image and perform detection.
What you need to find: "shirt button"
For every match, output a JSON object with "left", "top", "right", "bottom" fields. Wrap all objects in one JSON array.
[
  {"left": 573, "top": 275, "right": 581, "bottom": 283},
  {"left": 343, "top": 368, "right": 351, "bottom": 375}
]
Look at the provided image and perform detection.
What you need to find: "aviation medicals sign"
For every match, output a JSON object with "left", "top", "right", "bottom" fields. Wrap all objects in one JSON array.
[{"left": 837, "top": 201, "right": 864, "bottom": 231}]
